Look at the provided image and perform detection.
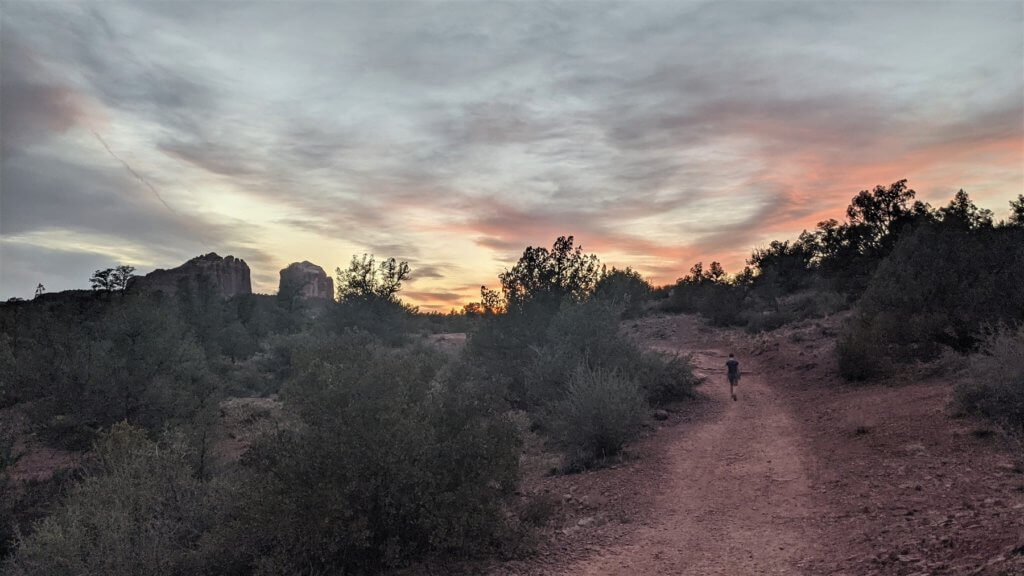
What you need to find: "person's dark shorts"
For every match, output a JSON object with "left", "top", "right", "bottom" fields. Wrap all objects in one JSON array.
[{"left": 728, "top": 373, "right": 739, "bottom": 385}]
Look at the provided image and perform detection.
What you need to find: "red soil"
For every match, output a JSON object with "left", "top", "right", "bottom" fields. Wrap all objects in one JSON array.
[{"left": 490, "top": 314, "right": 1024, "bottom": 575}]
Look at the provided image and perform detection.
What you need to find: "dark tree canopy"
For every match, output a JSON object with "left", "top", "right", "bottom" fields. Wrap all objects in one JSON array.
[
  {"left": 89, "top": 265, "right": 136, "bottom": 292},
  {"left": 844, "top": 179, "right": 930, "bottom": 253},
  {"left": 593, "top": 267, "right": 651, "bottom": 318},
  {"left": 1006, "top": 194, "right": 1023, "bottom": 227},
  {"left": 678, "top": 261, "right": 728, "bottom": 285},
  {"left": 938, "top": 189, "right": 993, "bottom": 230},
  {"left": 499, "top": 236, "right": 601, "bottom": 311},
  {"left": 747, "top": 240, "right": 814, "bottom": 293},
  {"left": 463, "top": 285, "right": 504, "bottom": 315}
]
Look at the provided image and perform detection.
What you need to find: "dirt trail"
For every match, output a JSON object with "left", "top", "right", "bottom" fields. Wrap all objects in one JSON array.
[
  {"left": 559, "top": 331, "right": 824, "bottom": 575},
  {"left": 522, "top": 314, "right": 1024, "bottom": 576}
]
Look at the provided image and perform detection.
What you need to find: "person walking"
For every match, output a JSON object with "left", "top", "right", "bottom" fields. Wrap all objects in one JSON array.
[{"left": 726, "top": 353, "right": 740, "bottom": 401}]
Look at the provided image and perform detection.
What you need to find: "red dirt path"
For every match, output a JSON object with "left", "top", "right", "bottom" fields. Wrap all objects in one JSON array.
[{"left": 491, "top": 314, "right": 1024, "bottom": 576}]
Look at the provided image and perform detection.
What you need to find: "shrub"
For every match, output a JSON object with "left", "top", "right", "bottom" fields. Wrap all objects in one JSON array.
[
  {"left": 954, "top": 325, "right": 1024, "bottom": 433},
  {"left": 524, "top": 300, "right": 629, "bottom": 404},
  {"left": 464, "top": 310, "right": 550, "bottom": 405},
  {"left": 211, "top": 342, "right": 523, "bottom": 574},
  {"left": 329, "top": 296, "right": 415, "bottom": 346},
  {"left": 661, "top": 267, "right": 747, "bottom": 327},
  {"left": 593, "top": 267, "right": 651, "bottom": 318},
  {"left": 525, "top": 300, "right": 700, "bottom": 406},
  {"left": 2, "top": 293, "right": 216, "bottom": 446},
  {"left": 852, "top": 225, "right": 1023, "bottom": 358},
  {"left": 836, "top": 325, "right": 884, "bottom": 382},
  {"left": 636, "top": 351, "right": 702, "bottom": 404},
  {"left": 546, "top": 367, "right": 646, "bottom": 471},
  {"left": 837, "top": 223, "right": 1023, "bottom": 379},
  {"left": 0, "top": 335, "right": 15, "bottom": 409},
  {"left": 2, "top": 423, "right": 210, "bottom": 576}
]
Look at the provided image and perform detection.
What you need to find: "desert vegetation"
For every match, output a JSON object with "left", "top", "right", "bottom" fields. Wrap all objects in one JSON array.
[
  {"left": 1, "top": 185, "right": 1021, "bottom": 574},
  {"left": 653, "top": 185, "right": 1023, "bottom": 377},
  {"left": 0, "top": 233, "right": 698, "bottom": 574},
  {"left": 652, "top": 185, "right": 1024, "bottom": 441}
]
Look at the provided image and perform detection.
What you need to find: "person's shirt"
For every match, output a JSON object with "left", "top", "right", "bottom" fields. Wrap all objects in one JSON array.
[{"left": 726, "top": 358, "right": 739, "bottom": 376}]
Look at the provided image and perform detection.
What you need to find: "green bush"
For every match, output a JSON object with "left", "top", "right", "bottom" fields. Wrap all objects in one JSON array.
[
  {"left": 1, "top": 294, "right": 216, "bottom": 447},
  {"left": 836, "top": 324, "right": 885, "bottom": 381},
  {"left": 2, "top": 423, "right": 210, "bottom": 576},
  {"left": 661, "top": 267, "right": 747, "bottom": 327},
  {"left": 954, "top": 325, "right": 1024, "bottom": 433},
  {"left": 330, "top": 296, "right": 415, "bottom": 346},
  {"left": 837, "top": 222, "right": 1023, "bottom": 380},
  {"left": 525, "top": 300, "right": 700, "bottom": 407},
  {"left": 546, "top": 367, "right": 646, "bottom": 471},
  {"left": 593, "top": 267, "right": 651, "bottom": 319},
  {"left": 636, "top": 350, "right": 702, "bottom": 404},
  {"left": 209, "top": 342, "right": 523, "bottom": 574},
  {"left": 525, "top": 300, "right": 629, "bottom": 404}
]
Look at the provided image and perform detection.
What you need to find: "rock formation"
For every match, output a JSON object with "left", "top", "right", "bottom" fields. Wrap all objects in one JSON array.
[
  {"left": 279, "top": 261, "right": 334, "bottom": 300},
  {"left": 131, "top": 253, "right": 251, "bottom": 298}
]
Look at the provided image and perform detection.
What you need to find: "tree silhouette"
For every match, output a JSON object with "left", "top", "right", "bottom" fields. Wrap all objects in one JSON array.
[
  {"left": 90, "top": 265, "right": 136, "bottom": 292},
  {"left": 89, "top": 268, "right": 113, "bottom": 291},
  {"left": 336, "top": 254, "right": 410, "bottom": 302},
  {"left": 499, "top": 235, "right": 601, "bottom": 312},
  {"left": 844, "top": 179, "right": 931, "bottom": 255},
  {"left": 1008, "top": 194, "right": 1024, "bottom": 227},
  {"left": 938, "top": 189, "right": 993, "bottom": 230}
]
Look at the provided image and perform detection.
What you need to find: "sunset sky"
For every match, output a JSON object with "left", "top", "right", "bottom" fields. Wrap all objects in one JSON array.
[{"left": 2, "top": 2, "right": 1022, "bottom": 310}]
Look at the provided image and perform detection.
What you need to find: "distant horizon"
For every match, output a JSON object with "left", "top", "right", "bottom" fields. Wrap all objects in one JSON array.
[
  {"left": 3, "top": 2, "right": 1022, "bottom": 310},
  {"left": 8, "top": 187, "right": 1024, "bottom": 309}
]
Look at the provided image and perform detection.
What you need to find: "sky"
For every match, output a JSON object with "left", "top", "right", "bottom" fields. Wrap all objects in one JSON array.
[{"left": 2, "top": 1, "right": 1022, "bottom": 310}]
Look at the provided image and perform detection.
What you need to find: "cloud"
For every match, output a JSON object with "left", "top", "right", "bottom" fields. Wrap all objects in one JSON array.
[
  {"left": 1, "top": 1, "right": 1021, "bottom": 299},
  {"left": 0, "top": 34, "right": 93, "bottom": 157},
  {"left": 403, "top": 290, "right": 466, "bottom": 304},
  {"left": 0, "top": 242, "right": 113, "bottom": 297}
]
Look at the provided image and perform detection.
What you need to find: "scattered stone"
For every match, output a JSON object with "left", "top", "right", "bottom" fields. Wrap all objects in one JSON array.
[{"left": 653, "top": 409, "right": 669, "bottom": 421}]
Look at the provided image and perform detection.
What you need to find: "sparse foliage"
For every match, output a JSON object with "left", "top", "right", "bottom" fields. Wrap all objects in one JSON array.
[
  {"left": 546, "top": 366, "right": 646, "bottom": 471},
  {"left": 1006, "top": 194, "right": 1024, "bottom": 227},
  {"left": 2, "top": 424, "right": 209, "bottom": 576},
  {"left": 89, "top": 265, "right": 135, "bottom": 292},
  {"left": 336, "top": 254, "right": 410, "bottom": 303},
  {"left": 955, "top": 324, "right": 1024, "bottom": 433},
  {"left": 464, "top": 285, "right": 504, "bottom": 315}
]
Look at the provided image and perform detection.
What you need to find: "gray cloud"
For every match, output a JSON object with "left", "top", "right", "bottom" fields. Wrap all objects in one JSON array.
[
  {"left": 2, "top": 1, "right": 1021, "bottom": 299},
  {"left": 0, "top": 34, "right": 89, "bottom": 157}
]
